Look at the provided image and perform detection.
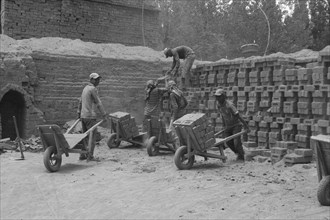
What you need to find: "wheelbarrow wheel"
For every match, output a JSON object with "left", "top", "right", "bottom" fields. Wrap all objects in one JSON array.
[
  {"left": 317, "top": 175, "right": 330, "bottom": 206},
  {"left": 147, "top": 136, "right": 159, "bottom": 156},
  {"left": 174, "top": 146, "right": 195, "bottom": 170},
  {"left": 43, "top": 146, "right": 62, "bottom": 172},
  {"left": 107, "top": 133, "right": 121, "bottom": 149}
]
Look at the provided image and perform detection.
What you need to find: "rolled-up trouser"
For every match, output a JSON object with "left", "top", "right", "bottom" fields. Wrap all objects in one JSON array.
[
  {"left": 223, "top": 124, "right": 244, "bottom": 157},
  {"left": 81, "top": 118, "right": 97, "bottom": 157},
  {"left": 182, "top": 54, "right": 195, "bottom": 87}
]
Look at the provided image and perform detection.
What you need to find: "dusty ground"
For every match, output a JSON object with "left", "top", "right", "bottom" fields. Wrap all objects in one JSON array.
[{"left": 1, "top": 132, "right": 329, "bottom": 220}]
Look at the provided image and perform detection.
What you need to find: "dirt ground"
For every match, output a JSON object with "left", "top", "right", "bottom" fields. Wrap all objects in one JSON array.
[{"left": 1, "top": 129, "right": 329, "bottom": 220}]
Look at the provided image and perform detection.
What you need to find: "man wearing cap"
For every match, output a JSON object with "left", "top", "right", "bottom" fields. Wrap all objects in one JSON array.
[
  {"left": 143, "top": 79, "right": 168, "bottom": 131},
  {"left": 77, "top": 72, "right": 108, "bottom": 161},
  {"left": 214, "top": 88, "right": 249, "bottom": 161},
  {"left": 163, "top": 46, "right": 195, "bottom": 88}
]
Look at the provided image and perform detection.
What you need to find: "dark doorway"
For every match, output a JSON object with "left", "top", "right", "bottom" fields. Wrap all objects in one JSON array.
[{"left": 0, "top": 90, "right": 26, "bottom": 140}]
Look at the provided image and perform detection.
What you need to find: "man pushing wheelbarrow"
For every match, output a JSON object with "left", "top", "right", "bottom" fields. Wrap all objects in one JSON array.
[{"left": 214, "top": 88, "right": 250, "bottom": 161}]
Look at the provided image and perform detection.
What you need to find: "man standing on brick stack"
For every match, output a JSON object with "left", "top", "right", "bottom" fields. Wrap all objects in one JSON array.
[
  {"left": 214, "top": 89, "right": 250, "bottom": 162},
  {"left": 77, "top": 72, "right": 108, "bottom": 162},
  {"left": 163, "top": 46, "right": 195, "bottom": 89}
]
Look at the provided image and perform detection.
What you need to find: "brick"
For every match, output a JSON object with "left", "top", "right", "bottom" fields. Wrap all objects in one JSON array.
[
  {"left": 290, "top": 118, "right": 303, "bottom": 125},
  {"left": 271, "top": 147, "right": 287, "bottom": 155},
  {"left": 294, "top": 148, "right": 313, "bottom": 157},
  {"left": 284, "top": 153, "right": 312, "bottom": 165},
  {"left": 243, "top": 141, "right": 257, "bottom": 148}
]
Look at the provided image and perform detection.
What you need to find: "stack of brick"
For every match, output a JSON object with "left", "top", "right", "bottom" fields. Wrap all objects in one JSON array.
[
  {"left": 297, "top": 85, "right": 312, "bottom": 116},
  {"left": 260, "top": 68, "right": 273, "bottom": 86},
  {"left": 237, "top": 89, "right": 248, "bottom": 113},
  {"left": 227, "top": 69, "right": 238, "bottom": 87},
  {"left": 297, "top": 67, "right": 313, "bottom": 85},
  {"left": 271, "top": 90, "right": 284, "bottom": 117},
  {"left": 237, "top": 69, "right": 249, "bottom": 87},
  {"left": 283, "top": 88, "right": 298, "bottom": 118},
  {"left": 207, "top": 92, "right": 217, "bottom": 112},
  {"left": 271, "top": 147, "right": 287, "bottom": 163},
  {"left": 207, "top": 71, "right": 216, "bottom": 87},
  {"left": 258, "top": 86, "right": 271, "bottom": 111},
  {"left": 312, "top": 66, "right": 329, "bottom": 85},
  {"left": 312, "top": 119, "right": 329, "bottom": 136},
  {"left": 199, "top": 73, "right": 208, "bottom": 88},
  {"left": 257, "top": 119, "right": 269, "bottom": 148},
  {"left": 284, "top": 148, "right": 313, "bottom": 165},
  {"left": 109, "top": 111, "right": 139, "bottom": 138},
  {"left": 249, "top": 70, "right": 260, "bottom": 87},
  {"left": 285, "top": 68, "right": 298, "bottom": 85},
  {"left": 247, "top": 116, "right": 259, "bottom": 144},
  {"left": 173, "top": 113, "right": 215, "bottom": 151},
  {"left": 312, "top": 85, "right": 328, "bottom": 118},
  {"left": 247, "top": 90, "right": 259, "bottom": 113},
  {"left": 273, "top": 68, "right": 285, "bottom": 86},
  {"left": 269, "top": 121, "right": 282, "bottom": 149},
  {"left": 186, "top": 90, "right": 200, "bottom": 111},
  {"left": 295, "top": 119, "right": 314, "bottom": 148}
]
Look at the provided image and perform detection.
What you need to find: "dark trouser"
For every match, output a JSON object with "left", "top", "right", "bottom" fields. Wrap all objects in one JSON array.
[
  {"left": 81, "top": 118, "right": 97, "bottom": 157},
  {"left": 142, "top": 115, "right": 152, "bottom": 132},
  {"left": 181, "top": 54, "right": 195, "bottom": 88},
  {"left": 223, "top": 124, "right": 244, "bottom": 158}
]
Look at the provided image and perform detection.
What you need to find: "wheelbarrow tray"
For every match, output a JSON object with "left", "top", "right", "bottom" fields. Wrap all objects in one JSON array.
[
  {"left": 311, "top": 135, "right": 330, "bottom": 181},
  {"left": 311, "top": 134, "right": 330, "bottom": 206}
]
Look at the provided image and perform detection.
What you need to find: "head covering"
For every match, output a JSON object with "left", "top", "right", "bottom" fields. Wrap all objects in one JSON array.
[
  {"left": 146, "top": 80, "right": 154, "bottom": 87},
  {"left": 89, "top": 72, "right": 101, "bottom": 79},
  {"left": 168, "top": 80, "right": 176, "bottom": 87},
  {"left": 214, "top": 88, "right": 226, "bottom": 96},
  {"left": 163, "top": 48, "right": 171, "bottom": 58}
]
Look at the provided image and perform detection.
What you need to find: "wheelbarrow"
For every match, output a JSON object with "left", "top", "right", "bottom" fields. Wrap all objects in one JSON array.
[
  {"left": 174, "top": 124, "right": 247, "bottom": 170},
  {"left": 145, "top": 116, "right": 177, "bottom": 156},
  {"left": 311, "top": 134, "right": 330, "bottom": 206},
  {"left": 107, "top": 114, "right": 147, "bottom": 149},
  {"left": 38, "top": 119, "right": 103, "bottom": 172}
]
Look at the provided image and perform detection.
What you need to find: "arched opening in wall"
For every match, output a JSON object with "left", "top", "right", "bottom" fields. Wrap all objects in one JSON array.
[{"left": 0, "top": 90, "right": 26, "bottom": 140}]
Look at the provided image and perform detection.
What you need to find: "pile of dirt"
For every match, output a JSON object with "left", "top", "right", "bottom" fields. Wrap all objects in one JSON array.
[{"left": 0, "top": 35, "right": 209, "bottom": 66}]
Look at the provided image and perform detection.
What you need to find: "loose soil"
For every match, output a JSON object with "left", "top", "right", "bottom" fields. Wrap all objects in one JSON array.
[{"left": 1, "top": 130, "right": 329, "bottom": 219}]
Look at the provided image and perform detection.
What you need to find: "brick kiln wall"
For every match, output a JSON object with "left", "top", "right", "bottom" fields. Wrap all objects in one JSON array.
[
  {"left": 31, "top": 52, "right": 169, "bottom": 126},
  {"left": 0, "top": 51, "right": 169, "bottom": 138},
  {"left": 1, "top": 0, "right": 161, "bottom": 49}
]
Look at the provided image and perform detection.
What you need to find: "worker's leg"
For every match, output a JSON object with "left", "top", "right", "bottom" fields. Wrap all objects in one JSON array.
[
  {"left": 182, "top": 54, "right": 195, "bottom": 88},
  {"left": 233, "top": 124, "right": 245, "bottom": 160},
  {"left": 82, "top": 118, "right": 97, "bottom": 160},
  {"left": 79, "top": 119, "right": 89, "bottom": 160},
  {"left": 142, "top": 115, "right": 151, "bottom": 132},
  {"left": 224, "top": 128, "right": 238, "bottom": 154}
]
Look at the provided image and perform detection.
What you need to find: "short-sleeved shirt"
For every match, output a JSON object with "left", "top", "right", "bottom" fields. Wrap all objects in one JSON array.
[
  {"left": 217, "top": 100, "right": 240, "bottom": 128},
  {"left": 79, "top": 83, "right": 106, "bottom": 119},
  {"left": 170, "top": 46, "right": 195, "bottom": 75},
  {"left": 144, "top": 87, "right": 168, "bottom": 116}
]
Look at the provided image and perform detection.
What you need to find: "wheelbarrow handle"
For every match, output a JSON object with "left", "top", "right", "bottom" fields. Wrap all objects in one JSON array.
[
  {"left": 223, "top": 130, "right": 247, "bottom": 142},
  {"left": 65, "top": 119, "right": 81, "bottom": 134},
  {"left": 215, "top": 129, "right": 227, "bottom": 137}
]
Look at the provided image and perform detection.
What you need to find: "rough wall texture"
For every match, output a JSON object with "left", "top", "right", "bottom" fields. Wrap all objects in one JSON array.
[
  {"left": 0, "top": 51, "right": 168, "bottom": 138},
  {"left": 1, "top": 0, "right": 161, "bottom": 49}
]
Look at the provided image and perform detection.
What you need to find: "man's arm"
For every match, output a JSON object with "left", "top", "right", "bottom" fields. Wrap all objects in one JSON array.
[
  {"left": 91, "top": 88, "right": 107, "bottom": 117},
  {"left": 171, "top": 52, "right": 180, "bottom": 76},
  {"left": 236, "top": 113, "right": 250, "bottom": 132},
  {"left": 77, "top": 98, "right": 82, "bottom": 119}
]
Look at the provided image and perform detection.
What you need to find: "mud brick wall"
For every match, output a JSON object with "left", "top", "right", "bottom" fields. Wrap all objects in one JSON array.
[
  {"left": 177, "top": 45, "right": 330, "bottom": 156},
  {"left": 31, "top": 52, "right": 168, "bottom": 125},
  {"left": 1, "top": 0, "right": 161, "bottom": 49},
  {"left": 0, "top": 51, "right": 168, "bottom": 139}
]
